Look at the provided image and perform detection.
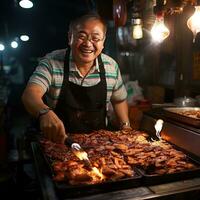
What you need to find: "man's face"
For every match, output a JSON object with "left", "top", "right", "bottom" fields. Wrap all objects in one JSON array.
[{"left": 69, "top": 19, "right": 105, "bottom": 67}]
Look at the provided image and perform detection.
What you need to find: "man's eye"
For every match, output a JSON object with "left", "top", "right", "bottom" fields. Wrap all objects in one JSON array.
[
  {"left": 78, "top": 34, "right": 86, "bottom": 40},
  {"left": 92, "top": 37, "right": 100, "bottom": 42}
]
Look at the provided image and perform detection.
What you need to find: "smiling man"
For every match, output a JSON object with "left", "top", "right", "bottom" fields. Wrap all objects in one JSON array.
[{"left": 22, "top": 13, "right": 131, "bottom": 144}]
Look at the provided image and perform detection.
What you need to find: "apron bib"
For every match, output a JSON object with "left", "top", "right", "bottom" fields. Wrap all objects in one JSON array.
[{"left": 54, "top": 49, "right": 107, "bottom": 133}]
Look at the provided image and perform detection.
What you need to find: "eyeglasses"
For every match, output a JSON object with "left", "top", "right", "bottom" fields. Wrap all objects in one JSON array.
[{"left": 75, "top": 32, "right": 105, "bottom": 43}]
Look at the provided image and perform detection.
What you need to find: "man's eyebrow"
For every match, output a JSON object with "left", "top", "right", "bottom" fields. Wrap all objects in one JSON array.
[
  {"left": 77, "top": 30, "right": 102, "bottom": 35},
  {"left": 77, "top": 30, "right": 87, "bottom": 34}
]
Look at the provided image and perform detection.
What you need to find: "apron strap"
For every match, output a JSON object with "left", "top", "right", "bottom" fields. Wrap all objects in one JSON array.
[{"left": 98, "top": 55, "right": 107, "bottom": 108}]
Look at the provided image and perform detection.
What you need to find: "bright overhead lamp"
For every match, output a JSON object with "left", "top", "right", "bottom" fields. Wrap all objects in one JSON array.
[
  {"left": 151, "top": 0, "right": 169, "bottom": 43},
  {"left": 20, "top": 35, "right": 30, "bottom": 41},
  {"left": 11, "top": 41, "right": 18, "bottom": 49},
  {"left": 0, "top": 43, "right": 5, "bottom": 51},
  {"left": 151, "top": 11, "right": 170, "bottom": 43},
  {"left": 187, "top": 3, "right": 200, "bottom": 43},
  {"left": 19, "top": 0, "right": 33, "bottom": 9}
]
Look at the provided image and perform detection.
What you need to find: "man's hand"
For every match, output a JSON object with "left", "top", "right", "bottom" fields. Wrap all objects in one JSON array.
[
  {"left": 39, "top": 110, "right": 66, "bottom": 144},
  {"left": 120, "top": 122, "right": 132, "bottom": 131}
]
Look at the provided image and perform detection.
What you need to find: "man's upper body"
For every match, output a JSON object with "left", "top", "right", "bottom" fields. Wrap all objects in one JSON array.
[
  {"left": 22, "top": 13, "right": 131, "bottom": 144},
  {"left": 28, "top": 49, "right": 126, "bottom": 109}
]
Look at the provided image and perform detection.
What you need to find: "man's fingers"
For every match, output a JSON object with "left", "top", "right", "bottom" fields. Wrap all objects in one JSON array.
[
  {"left": 39, "top": 111, "right": 67, "bottom": 143},
  {"left": 57, "top": 122, "right": 67, "bottom": 144}
]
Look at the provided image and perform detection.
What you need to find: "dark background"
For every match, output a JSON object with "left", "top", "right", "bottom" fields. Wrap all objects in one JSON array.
[
  {"left": 0, "top": 0, "right": 102, "bottom": 58},
  {"left": 0, "top": 0, "right": 114, "bottom": 83}
]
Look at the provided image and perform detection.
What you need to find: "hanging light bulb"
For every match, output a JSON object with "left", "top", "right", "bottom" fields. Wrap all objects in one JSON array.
[
  {"left": 19, "top": 0, "right": 33, "bottom": 9},
  {"left": 20, "top": 35, "right": 30, "bottom": 41},
  {"left": 130, "top": 0, "right": 143, "bottom": 40},
  {"left": 132, "top": 19, "right": 143, "bottom": 39},
  {"left": 0, "top": 43, "right": 5, "bottom": 51},
  {"left": 187, "top": 5, "right": 200, "bottom": 43},
  {"left": 11, "top": 41, "right": 18, "bottom": 49},
  {"left": 151, "top": 11, "right": 170, "bottom": 43}
]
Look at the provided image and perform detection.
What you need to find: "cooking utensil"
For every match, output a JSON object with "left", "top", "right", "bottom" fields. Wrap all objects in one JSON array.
[
  {"left": 64, "top": 137, "right": 93, "bottom": 170},
  {"left": 64, "top": 137, "right": 81, "bottom": 150}
]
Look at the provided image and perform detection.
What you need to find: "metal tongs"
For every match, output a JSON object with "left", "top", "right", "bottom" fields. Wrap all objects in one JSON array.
[{"left": 65, "top": 137, "right": 93, "bottom": 170}]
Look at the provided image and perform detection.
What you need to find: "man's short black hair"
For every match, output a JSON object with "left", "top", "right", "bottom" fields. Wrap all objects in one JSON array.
[{"left": 69, "top": 13, "right": 107, "bottom": 34}]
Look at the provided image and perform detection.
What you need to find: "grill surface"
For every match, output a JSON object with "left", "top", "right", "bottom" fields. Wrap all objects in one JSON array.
[{"left": 31, "top": 108, "right": 200, "bottom": 200}]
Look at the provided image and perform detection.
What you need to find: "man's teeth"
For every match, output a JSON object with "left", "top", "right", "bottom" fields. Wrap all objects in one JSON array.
[{"left": 82, "top": 50, "right": 93, "bottom": 53}]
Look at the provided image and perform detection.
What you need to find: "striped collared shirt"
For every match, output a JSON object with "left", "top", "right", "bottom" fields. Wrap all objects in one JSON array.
[{"left": 28, "top": 49, "right": 127, "bottom": 109}]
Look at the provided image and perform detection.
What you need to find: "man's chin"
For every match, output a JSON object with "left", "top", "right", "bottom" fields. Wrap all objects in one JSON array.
[{"left": 80, "top": 55, "right": 95, "bottom": 63}]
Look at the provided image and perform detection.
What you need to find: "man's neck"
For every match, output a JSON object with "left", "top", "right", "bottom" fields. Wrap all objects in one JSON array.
[{"left": 76, "top": 63, "right": 94, "bottom": 77}]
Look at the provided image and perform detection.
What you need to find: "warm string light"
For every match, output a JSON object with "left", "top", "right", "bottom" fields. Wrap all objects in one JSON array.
[
  {"left": 130, "top": 0, "right": 143, "bottom": 40},
  {"left": 150, "top": 0, "right": 200, "bottom": 43},
  {"left": 151, "top": 11, "right": 170, "bottom": 43},
  {"left": 132, "top": 19, "right": 143, "bottom": 39},
  {"left": 187, "top": 5, "right": 200, "bottom": 42}
]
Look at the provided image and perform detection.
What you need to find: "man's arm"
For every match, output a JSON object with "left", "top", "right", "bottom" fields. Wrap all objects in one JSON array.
[
  {"left": 112, "top": 99, "right": 131, "bottom": 130},
  {"left": 22, "top": 84, "right": 48, "bottom": 117},
  {"left": 22, "top": 84, "right": 66, "bottom": 143}
]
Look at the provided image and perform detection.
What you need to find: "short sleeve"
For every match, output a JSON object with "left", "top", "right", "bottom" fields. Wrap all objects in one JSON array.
[
  {"left": 28, "top": 58, "right": 53, "bottom": 92},
  {"left": 111, "top": 64, "right": 127, "bottom": 102}
]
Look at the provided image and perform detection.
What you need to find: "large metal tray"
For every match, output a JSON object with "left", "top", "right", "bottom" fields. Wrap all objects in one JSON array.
[
  {"left": 31, "top": 142, "right": 142, "bottom": 198},
  {"left": 163, "top": 107, "right": 200, "bottom": 127},
  {"left": 136, "top": 156, "right": 200, "bottom": 186},
  {"left": 55, "top": 171, "right": 142, "bottom": 198}
]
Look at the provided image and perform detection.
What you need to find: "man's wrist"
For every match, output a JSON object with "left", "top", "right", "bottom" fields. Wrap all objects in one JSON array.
[
  {"left": 120, "top": 121, "right": 131, "bottom": 129},
  {"left": 37, "top": 107, "right": 52, "bottom": 119}
]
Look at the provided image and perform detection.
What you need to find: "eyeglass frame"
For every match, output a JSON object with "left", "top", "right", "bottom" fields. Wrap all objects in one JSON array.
[{"left": 73, "top": 31, "right": 106, "bottom": 44}]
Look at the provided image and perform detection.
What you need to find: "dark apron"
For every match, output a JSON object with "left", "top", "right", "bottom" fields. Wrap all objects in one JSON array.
[{"left": 54, "top": 49, "right": 107, "bottom": 133}]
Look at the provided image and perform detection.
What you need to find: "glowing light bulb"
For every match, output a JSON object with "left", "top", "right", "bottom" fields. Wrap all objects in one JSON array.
[
  {"left": 20, "top": 35, "right": 29, "bottom": 41},
  {"left": 0, "top": 43, "right": 5, "bottom": 51},
  {"left": 187, "top": 6, "right": 200, "bottom": 43},
  {"left": 19, "top": 0, "right": 33, "bottom": 9},
  {"left": 11, "top": 41, "right": 18, "bottom": 49},
  {"left": 132, "top": 19, "right": 143, "bottom": 39},
  {"left": 151, "top": 12, "right": 170, "bottom": 43}
]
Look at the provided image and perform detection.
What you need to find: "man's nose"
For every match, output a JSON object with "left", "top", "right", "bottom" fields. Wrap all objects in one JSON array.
[{"left": 83, "top": 36, "right": 93, "bottom": 44}]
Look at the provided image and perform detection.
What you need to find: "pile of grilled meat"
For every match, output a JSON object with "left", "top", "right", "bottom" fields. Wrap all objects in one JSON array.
[
  {"left": 40, "top": 129, "right": 197, "bottom": 185},
  {"left": 175, "top": 110, "right": 200, "bottom": 119}
]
